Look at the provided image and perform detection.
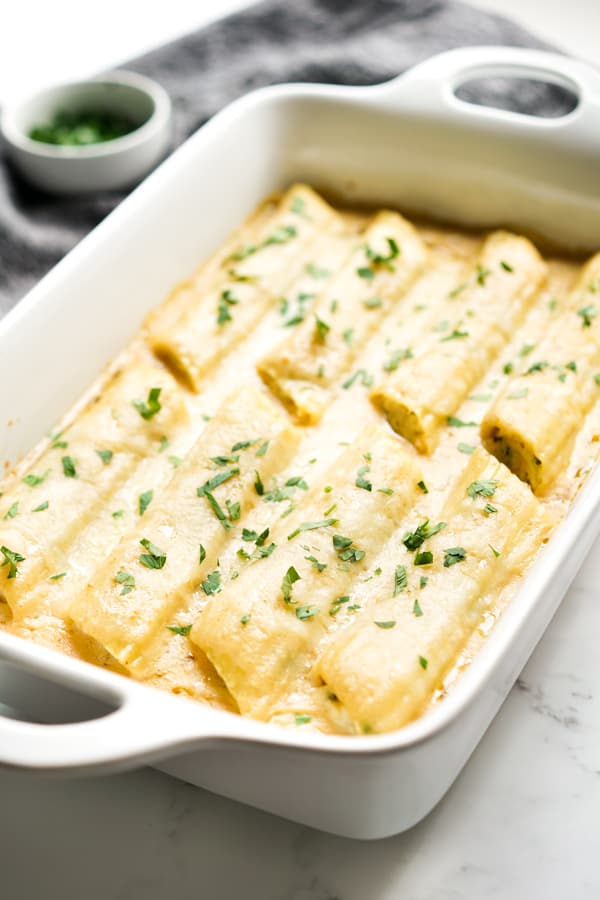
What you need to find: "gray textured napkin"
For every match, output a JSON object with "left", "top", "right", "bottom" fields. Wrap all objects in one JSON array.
[{"left": 0, "top": 0, "right": 566, "bottom": 315}]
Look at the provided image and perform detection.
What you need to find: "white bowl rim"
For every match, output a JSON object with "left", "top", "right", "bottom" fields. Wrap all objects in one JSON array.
[{"left": 0, "top": 69, "right": 172, "bottom": 160}]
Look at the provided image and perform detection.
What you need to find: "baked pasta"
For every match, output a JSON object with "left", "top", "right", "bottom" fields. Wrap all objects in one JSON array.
[{"left": 1, "top": 184, "right": 599, "bottom": 735}]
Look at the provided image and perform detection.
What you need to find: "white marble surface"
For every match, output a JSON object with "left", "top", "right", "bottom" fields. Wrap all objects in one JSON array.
[{"left": 2, "top": 3, "right": 600, "bottom": 898}]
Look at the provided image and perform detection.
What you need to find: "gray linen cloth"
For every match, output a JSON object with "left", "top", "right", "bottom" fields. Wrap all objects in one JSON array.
[{"left": 0, "top": 0, "right": 567, "bottom": 315}]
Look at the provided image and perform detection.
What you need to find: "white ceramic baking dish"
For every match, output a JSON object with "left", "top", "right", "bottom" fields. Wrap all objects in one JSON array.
[{"left": 1, "top": 46, "right": 600, "bottom": 840}]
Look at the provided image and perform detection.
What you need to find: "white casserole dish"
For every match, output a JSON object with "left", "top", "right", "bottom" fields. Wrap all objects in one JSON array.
[{"left": 1, "top": 46, "right": 600, "bottom": 840}]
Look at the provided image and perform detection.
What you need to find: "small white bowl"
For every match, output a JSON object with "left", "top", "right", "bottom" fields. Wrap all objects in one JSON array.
[{"left": 1, "top": 71, "right": 172, "bottom": 194}]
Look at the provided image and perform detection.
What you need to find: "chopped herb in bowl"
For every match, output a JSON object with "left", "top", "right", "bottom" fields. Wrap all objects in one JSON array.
[{"left": 28, "top": 110, "right": 136, "bottom": 146}]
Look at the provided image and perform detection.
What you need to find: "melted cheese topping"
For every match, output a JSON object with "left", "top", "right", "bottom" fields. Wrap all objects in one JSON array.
[{"left": 1, "top": 184, "right": 598, "bottom": 735}]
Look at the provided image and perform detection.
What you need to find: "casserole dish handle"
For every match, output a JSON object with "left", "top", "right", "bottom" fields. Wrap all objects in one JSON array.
[
  {"left": 0, "top": 633, "right": 243, "bottom": 772},
  {"left": 372, "top": 45, "right": 600, "bottom": 137}
]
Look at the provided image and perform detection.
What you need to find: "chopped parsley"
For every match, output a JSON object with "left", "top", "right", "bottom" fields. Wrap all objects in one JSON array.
[
  {"left": 332, "top": 534, "right": 365, "bottom": 563},
  {"left": 217, "top": 289, "right": 239, "bottom": 325},
  {"left": 168, "top": 455, "right": 182, "bottom": 468},
  {"left": 0, "top": 545, "right": 25, "bottom": 579},
  {"left": 402, "top": 520, "right": 446, "bottom": 551},
  {"left": 138, "top": 490, "right": 153, "bottom": 516},
  {"left": 508, "top": 388, "right": 528, "bottom": 399},
  {"left": 366, "top": 237, "right": 400, "bottom": 267},
  {"left": 383, "top": 347, "right": 412, "bottom": 371},
  {"left": 167, "top": 624, "right": 193, "bottom": 636},
  {"left": 211, "top": 454, "right": 239, "bottom": 467},
  {"left": 225, "top": 499, "right": 241, "bottom": 521},
  {"left": 418, "top": 655, "right": 428, "bottom": 670},
  {"left": 197, "top": 468, "right": 239, "bottom": 496},
  {"left": 525, "top": 360, "right": 548, "bottom": 375},
  {"left": 305, "top": 555, "right": 327, "bottom": 573},
  {"left": 503, "top": 362, "right": 514, "bottom": 375},
  {"left": 295, "top": 714, "right": 311, "bottom": 725},
  {"left": 342, "top": 369, "right": 374, "bottom": 390},
  {"left": 417, "top": 480, "right": 428, "bottom": 494},
  {"left": 254, "top": 470, "right": 264, "bottom": 496},
  {"left": 374, "top": 620, "right": 396, "bottom": 629},
  {"left": 394, "top": 564, "right": 407, "bottom": 595},
  {"left": 356, "top": 266, "right": 375, "bottom": 280},
  {"left": 447, "top": 416, "right": 477, "bottom": 428},
  {"left": 115, "top": 570, "right": 135, "bottom": 595},
  {"left": 467, "top": 479, "right": 498, "bottom": 500},
  {"left": 578, "top": 305, "right": 597, "bottom": 328},
  {"left": 363, "top": 296, "right": 383, "bottom": 309},
  {"left": 3, "top": 502, "right": 18, "bottom": 520},
  {"left": 443, "top": 546, "right": 467, "bottom": 567},
  {"left": 414, "top": 551, "right": 433, "bottom": 566},
  {"left": 133, "top": 387, "right": 162, "bottom": 420},
  {"left": 201, "top": 571, "right": 222, "bottom": 595},
  {"left": 203, "top": 490, "right": 231, "bottom": 531},
  {"left": 440, "top": 328, "right": 469, "bottom": 342},
  {"left": 413, "top": 597, "right": 424, "bottom": 617},
  {"left": 32, "top": 500, "right": 49, "bottom": 512},
  {"left": 62, "top": 456, "right": 77, "bottom": 478},
  {"left": 500, "top": 260, "right": 514, "bottom": 272},
  {"left": 475, "top": 265, "right": 491, "bottom": 286},
  {"left": 355, "top": 465, "right": 372, "bottom": 491},
  {"left": 290, "top": 196, "right": 307, "bottom": 216},
  {"left": 96, "top": 449, "right": 113, "bottom": 465},
  {"left": 329, "top": 595, "right": 350, "bottom": 616},
  {"left": 288, "top": 517, "right": 338, "bottom": 541},
  {"left": 296, "top": 605, "right": 319, "bottom": 621},
  {"left": 281, "top": 565, "right": 301, "bottom": 603},
  {"left": 457, "top": 442, "right": 476, "bottom": 455},
  {"left": 240, "top": 614, "right": 251, "bottom": 626},
  {"left": 22, "top": 469, "right": 50, "bottom": 487},
  {"left": 306, "top": 262, "right": 330, "bottom": 279},
  {"left": 263, "top": 224, "right": 298, "bottom": 247},
  {"left": 158, "top": 435, "right": 169, "bottom": 452},
  {"left": 484, "top": 503, "right": 498, "bottom": 514},
  {"left": 49, "top": 572, "right": 66, "bottom": 580},
  {"left": 199, "top": 544, "right": 206, "bottom": 564},
  {"left": 420, "top": 575, "right": 428, "bottom": 589},
  {"left": 519, "top": 343, "right": 535, "bottom": 357},
  {"left": 489, "top": 544, "right": 501, "bottom": 558},
  {"left": 314, "top": 315, "right": 330, "bottom": 343},
  {"left": 139, "top": 538, "right": 167, "bottom": 569},
  {"left": 256, "top": 440, "right": 269, "bottom": 457}
]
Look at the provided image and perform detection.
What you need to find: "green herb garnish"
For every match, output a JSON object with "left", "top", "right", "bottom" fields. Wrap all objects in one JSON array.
[
  {"left": 138, "top": 490, "right": 153, "bottom": 516},
  {"left": 167, "top": 624, "right": 193, "bottom": 636},
  {"left": 281, "top": 565, "right": 301, "bottom": 603},
  {"left": 29, "top": 110, "right": 135, "bottom": 146},
  {"left": 96, "top": 449, "right": 113, "bottom": 465},
  {"left": 288, "top": 517, "right": 337, "bottom": 541},
  {"left": 62, "top": 456, "right": 77, "bottom": 478},
  {"left": 467, "top": 479, "right": 498, "bottom": 500},
  {"left": 139, "top": 538, "right": 167, "bottom": 569},
  {"left": 201, "top": 571, "right": 221, "bottom": 595},
  {"left": 22, "top": 469, "right": 50, "bottom": 487},
  {"left": 443, "top": 546, "right": 466, "bottom": 567},
  {"left": 133, "top": 387, "right": 162, "bottom": 420},
  {"left": 394, "top": 564, "right": 407, "bottom": 595},
  {"left": 0, "top": 545, "right": 25, "bottom": 579},
  {"left": 115, "top": 571, "right": 135, "bottom": 595}
]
